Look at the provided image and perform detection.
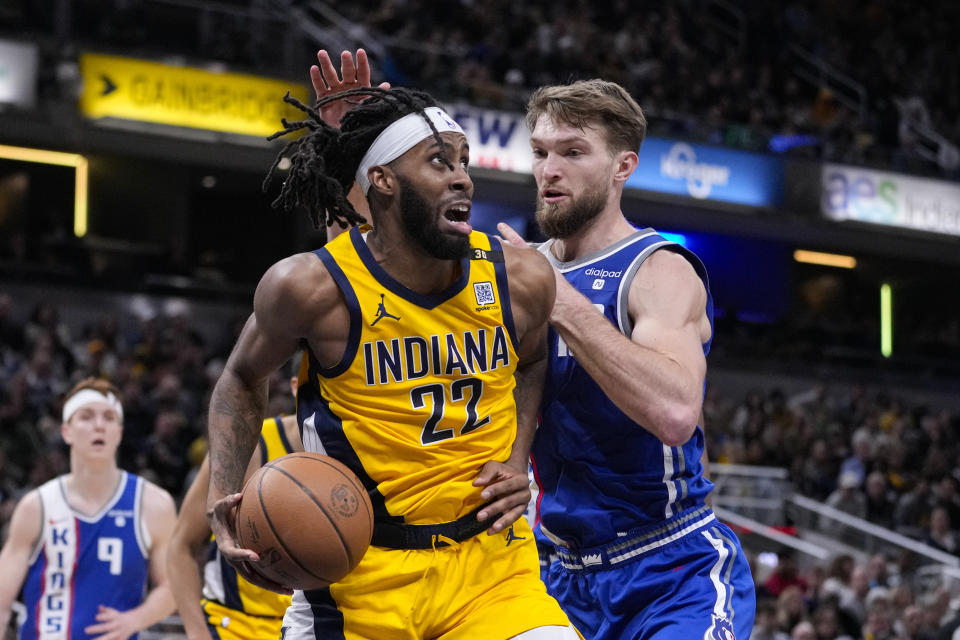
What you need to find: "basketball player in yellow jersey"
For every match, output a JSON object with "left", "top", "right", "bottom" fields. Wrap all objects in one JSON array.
[
  {"left": 205, "top": 85, "right": 579, "bottom": 639},
  {"left": 168, "top": 376, "right": 302, "bottom": 640}
]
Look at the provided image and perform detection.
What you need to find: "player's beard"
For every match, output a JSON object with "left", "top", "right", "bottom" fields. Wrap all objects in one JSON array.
[
  {"left": 535, "top": 182, "right": 608, "bottom": 239},
  {"left": 397, "top": 176, "right": 472, "bottom": 260}
]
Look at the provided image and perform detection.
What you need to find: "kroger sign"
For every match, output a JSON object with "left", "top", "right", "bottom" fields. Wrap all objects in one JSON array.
[
  {"left": 822, "top": 163, "right": 960, "bottom": 237},
  {"left": 627, "top": 138, "right": 783, "bottom": 206},
  {"left": 447, "top": 103, "right": 783, "bottom": 207}
]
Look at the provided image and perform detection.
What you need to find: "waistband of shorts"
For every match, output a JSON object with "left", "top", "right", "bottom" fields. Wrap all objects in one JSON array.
[
  {"left": 371, "top": 504, "right": 500, "bottom": 550},
  {"left": 552, "top": 504, "right": 716, "bottom": 571}
]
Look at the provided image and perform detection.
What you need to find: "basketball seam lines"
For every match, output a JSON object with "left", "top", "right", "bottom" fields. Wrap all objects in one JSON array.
[
  {"left": 268, "top": 454, "right": 374, "bottom": 532},
  {"left": 265, "top": 463, "right": 356, "bottom": 572}
]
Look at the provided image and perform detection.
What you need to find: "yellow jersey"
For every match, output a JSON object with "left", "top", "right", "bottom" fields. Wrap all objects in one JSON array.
[
  {"left": 202, "top": 416, "right": 294, "bottom": 618},
  {"left": 297, "top": 226, "right": 519, "bottom": 525}
]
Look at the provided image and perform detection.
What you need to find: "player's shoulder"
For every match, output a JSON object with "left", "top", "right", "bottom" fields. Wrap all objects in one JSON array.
[
  {"left": 501, "top": 241, "right": 553, "bottom": 284},
  {"left": 635, "top": 245, "right": 700, "bottom": 287},
  {"left": 5, "top": 488, "right": 44, "bottom": 544},
  {"left": 137, "top": 476, "right": 177, "bottom": 515},
  {"left": 254, "top": 250, "right": 342, "bottom": 322}
]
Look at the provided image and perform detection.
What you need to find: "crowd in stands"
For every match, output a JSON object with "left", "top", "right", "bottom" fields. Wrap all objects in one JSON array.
[
  {"left": 705, "top": 382, "right": 960, "bottom": 547},
  {"left": 339, "top": 0, "right": 960, "bottom": 177},
  {"left": 752, "top": 548, "right": 960, "bottom": 639},
  {"left": 1, "top": 0, "right": 958, "bottom": 178}
]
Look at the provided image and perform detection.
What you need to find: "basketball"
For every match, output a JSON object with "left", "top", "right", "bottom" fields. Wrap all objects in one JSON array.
[{"left": 234, "top": 452, "right": 374, "bottom": 590}]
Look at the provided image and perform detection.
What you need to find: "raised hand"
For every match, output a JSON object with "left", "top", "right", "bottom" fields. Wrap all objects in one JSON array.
[{"left": 310, "top": 49, "right": 391, "bottom": 128}]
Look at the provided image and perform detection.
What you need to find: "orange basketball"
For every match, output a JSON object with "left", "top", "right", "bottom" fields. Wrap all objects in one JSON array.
[{"left": 234, "top": 452, "right": 374, "bottom": 590}]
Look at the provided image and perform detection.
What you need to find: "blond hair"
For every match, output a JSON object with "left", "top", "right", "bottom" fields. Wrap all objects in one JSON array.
[
  {"left": 63, "top": 377, "right": 121, "bottom": 404},
  {"left": 525, "top": 79, "right": 647, "bottom": 153}
]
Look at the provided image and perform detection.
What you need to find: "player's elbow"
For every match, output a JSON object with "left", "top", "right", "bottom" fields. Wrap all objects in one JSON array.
[{"left": 654, "top": 403, "right": 700, "bottom": 447}]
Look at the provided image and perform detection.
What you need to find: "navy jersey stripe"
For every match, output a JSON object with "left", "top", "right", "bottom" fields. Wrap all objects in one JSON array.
[
  {"left": 488, "top": 235, "right": 518, "bottom": 352},
  {"left": 298, "top": 364, "right": 394, "bottom": 524},
  {"left": 219, "top": 553, "right": 244, "bottom": 612},
  {"left": 313, "top": 247, "right": 362, "bottom": 378},
  {"left": 349, "top": 226, "right": 471, "bottom": 310},
  {"left": 304, "top": 588, "right": 345, "bottom": 640},
  {"left": 258, "top": 434, "right": 268, "bottom": 468},
  {"left": 275, "top": 415, "right": 294, "bottom": 455}
]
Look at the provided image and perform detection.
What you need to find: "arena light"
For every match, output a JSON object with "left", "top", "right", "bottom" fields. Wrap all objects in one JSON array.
[
  {"left": 792, "top": 249, "right": 856, "bottom": 269},
  {"left": 0, "top": 144, "right": 89, "bottom": 237},
  {"left": 658, "top": 231, "right": 688, "bottom": 247},
  {"left": 880, "top": 283, "right": 893, "bottom": 358}
]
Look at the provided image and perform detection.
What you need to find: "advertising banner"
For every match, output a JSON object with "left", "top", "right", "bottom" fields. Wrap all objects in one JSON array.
[
  {"left": 446, "top": 103, "right": 783, "bottom": 207},
  {"left": 79, "top": 53, "right": 309, "bottom": 137},
  {"left": 626, "top": 139, "right": 784, "bottom": 207},
  {"left": 822, "top": 163, "right": 960, "bottom": 237}
]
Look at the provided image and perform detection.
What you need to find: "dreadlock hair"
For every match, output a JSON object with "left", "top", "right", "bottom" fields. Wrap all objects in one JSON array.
[{"left": 264, "top": 87, "right": 454, "bottom": 230}]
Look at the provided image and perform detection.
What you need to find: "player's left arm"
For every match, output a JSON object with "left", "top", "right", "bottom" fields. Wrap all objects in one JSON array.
[
  {"left": 86, "top": 482, "right": 177, "bottom": 640},
  {"left": 550, "top": 249, "right": 710, "bottom": 446},
  {"left": 473, "top": 244, "right": 555, "bottom": 533}
]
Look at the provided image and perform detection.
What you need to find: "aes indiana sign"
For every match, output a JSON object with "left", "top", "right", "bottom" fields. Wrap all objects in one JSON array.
[{"left": 822, "top": 163, "right": 960, "bottom": 237}]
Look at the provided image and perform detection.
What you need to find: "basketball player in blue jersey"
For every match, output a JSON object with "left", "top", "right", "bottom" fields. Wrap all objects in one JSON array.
[
  {"left": 496, "top": 81, "right": 758, "bottom": 639},
  {"left": 204, "top": 86, "right": 579, "bottom": 638},
  {"left": 0, "top": 378, "right": 177, "bottom": 640}
]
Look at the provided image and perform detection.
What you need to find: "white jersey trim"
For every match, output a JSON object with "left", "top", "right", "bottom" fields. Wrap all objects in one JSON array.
[
  {"left": 133, "top": 477, "right": 149, "bottom": 557},
  {"left": 537, "top": 229, "right": 660, "bottom": 273}
]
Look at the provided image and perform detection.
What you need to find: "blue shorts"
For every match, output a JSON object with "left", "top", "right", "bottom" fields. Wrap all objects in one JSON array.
[{"left": 543, "top": 508, "right": 755, "bottom": 640}]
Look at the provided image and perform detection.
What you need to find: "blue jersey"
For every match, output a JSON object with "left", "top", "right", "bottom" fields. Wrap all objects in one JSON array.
[
  {"left": 532, "top": 228, "right": 715, "bottom": 548},
  {"left": 20, "top": 472, "right": 150, "bottom": 640}
]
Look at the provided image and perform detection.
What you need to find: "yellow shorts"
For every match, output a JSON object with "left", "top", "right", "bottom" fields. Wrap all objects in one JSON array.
[
  {"left": 202, "top": 599, "right": 284, "bottom": 640},
  {"left": 282, "top": 518, "right": 571, "bottom": 640}
]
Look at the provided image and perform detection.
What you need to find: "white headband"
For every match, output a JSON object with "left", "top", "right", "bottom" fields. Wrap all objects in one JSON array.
[
  {"left": 62, "top": 389, "right": 124, "bottom": 423},
  {"left": 355, "top": 108, "right": 465, "bottom": 195}
]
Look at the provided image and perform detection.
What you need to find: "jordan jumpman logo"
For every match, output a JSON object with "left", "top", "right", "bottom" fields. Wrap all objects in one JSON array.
[
  {"left": 504, "top": 525, "right": 526, "bottom": 547},
  {"left": 371, "top": 294, "right": 401, "bottom": 326}
]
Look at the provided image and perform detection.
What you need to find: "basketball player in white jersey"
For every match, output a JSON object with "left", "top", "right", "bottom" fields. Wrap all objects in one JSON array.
[{"left": 0, "top": 378, "right": 177, "bottom": 640}]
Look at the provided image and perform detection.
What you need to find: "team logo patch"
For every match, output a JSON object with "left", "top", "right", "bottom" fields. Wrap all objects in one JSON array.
[
  {"left": 474, "top": 281, "right": 495, "bottom": 306},
  {"left": 705, "top": 615, "right": 736, "bottom": 640}
]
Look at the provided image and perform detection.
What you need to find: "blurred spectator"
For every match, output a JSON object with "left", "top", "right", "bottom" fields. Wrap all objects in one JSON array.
[
  {"left": 865, "top": 471, "right": 897, "bottom": 528},
  {"left": 895, "top": 476, "right": 933, "bottom": 538},
  {"left": 824, "top": 470, "right": 868, "bottom": 539},
  {"left": 752, "top": 599, "right": 790, "bottom": 640},
  {"left": 839, "top": 429, "right": 872, "bottom": 489},
  {"left": 923, "top": 507, "right": 957, "bottom": 555},
  {"left": 789, "top": 620, "right": 815, "bottom": 640},
  {"left": 763, "top": 550, "right": 809, "bottom": 599}
]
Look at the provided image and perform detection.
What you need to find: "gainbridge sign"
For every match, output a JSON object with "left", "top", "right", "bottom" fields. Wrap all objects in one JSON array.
[{"left": 78, "top": 53, "right": 309, "bottom": 138}]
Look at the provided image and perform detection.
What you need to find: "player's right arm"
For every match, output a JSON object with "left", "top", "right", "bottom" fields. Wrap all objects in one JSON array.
[
  {"left": 205, "top": 252, "right": 345, "bottom": 591},
  {"left": 0, "top": 491, "right": 42, "bottom": 633}
]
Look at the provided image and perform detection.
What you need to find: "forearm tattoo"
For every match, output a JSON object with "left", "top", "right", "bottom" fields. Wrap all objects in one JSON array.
[{"left": 209, "top": 378, "right": 266, "bottom": 497}]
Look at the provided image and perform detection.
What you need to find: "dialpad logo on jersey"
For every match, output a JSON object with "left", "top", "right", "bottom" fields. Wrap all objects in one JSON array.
[
  {"left": 584, "top": 267, "right": 622, "bottom": 279},
  {"left": 592, "top": 278, "right": 605, "bottom": 290},
  {"left": 705, "top": 614, "right": 736, "bottom": 640},
  {"left": 474, "top": 281, "right": 496, "bottom": 306}
]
